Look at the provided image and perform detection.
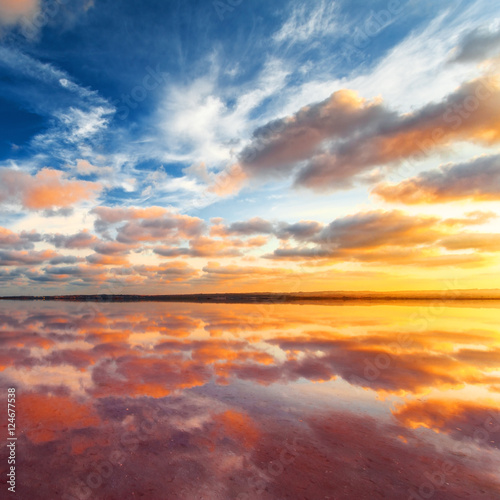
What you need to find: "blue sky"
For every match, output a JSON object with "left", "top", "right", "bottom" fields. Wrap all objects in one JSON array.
[{"left": 1, "top": 0, "right": 500, "bottom": 294}]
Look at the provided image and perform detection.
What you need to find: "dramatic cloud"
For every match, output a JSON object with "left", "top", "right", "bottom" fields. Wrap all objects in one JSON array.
[
  {"left": 373, "top": 154, "right": 500, "bottom": 203},
  {"left": 237, "top": 76, "right": 500, "bottom": 190},
  {"left": 0, "top": 168, "right": 101, "bottom": 210}
]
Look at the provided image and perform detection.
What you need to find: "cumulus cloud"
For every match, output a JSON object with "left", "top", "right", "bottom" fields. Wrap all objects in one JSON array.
[
  {"left": 237, "top": 76, "right": 500, "bottom": 191},
  {"left": 0, "top": 249, "right": 60, "bottom": 266},
  {"left": 264, "top": 209, "right": 495, "bottom": 267},
  {"left": 115, "top": 215, "right": 205, "bottom": 245},
  {"left": 132, "top": 261, "right": 199, "bottom": 283},
  {"left": 0, "top": 168, "right": 101, "bottom": 210},
  {"left": 45, "top": 230, "right": 99, "bottom": 249},
  {"left": 373, "top": 154, "right": 500, "bottom": 203},
  {"left": 219, "top": 217, "right": 275, "bottom": 236},
  {"left": 0, "top": 227, "right": 41, "bottom": 250},
  {"left": 86, "top": 253, "right": 130, "bottom": 267},
  {"left": 91, "top": 206, "right": 205, "bottom": 245},
  {"left": 92, "top": 206, "right": 168, "bottom": 224},
  {"left": 211, "top": 217, "right": 323, "bottom": 240}
]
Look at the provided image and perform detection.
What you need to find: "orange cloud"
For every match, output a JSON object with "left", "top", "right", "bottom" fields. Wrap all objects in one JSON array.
[
  {"left": 86, "top": 253, "right": 130, "bottom": 266},
  {"left": 91, "top": 206, "right": 169, "bottom": 224},
  {"left": 0, "top": 227, "right": 40, "bottom": 250},
  {"left": 0, "top": 168, "right": 101, "bottom": 210},
  {"left": 92, "top": 207, "right": 205, "bottom": 244},
  {"left": 237, "top": 76, "right": 500, "bottom": 190},
  {"left": 0, "top": 249, "right": 60, "bottom": 266},
  {"left": 373, "top": 154, "right": 500, "bottom": 204},
  {"left": 208, "top": 163, "right": 248, "bottom": 196}
]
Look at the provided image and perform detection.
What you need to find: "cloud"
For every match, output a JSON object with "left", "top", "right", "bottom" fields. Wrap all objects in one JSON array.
[
  {"left": 439, "top": 233, "right": 500, "bottom": 251},
  {"left": 24, "top": 264, "right": 107, "bottom": 284},
  {"left": 74, "top": 159, "right": 113, "bottom": 177},
  {"left": 201, "top": 263, "right": 286, "bottom": 278},
  {"left": 0, "top": 227, "right": 41, "bottom": 250},
  {"left": 154, "top": 235, "right": 245, "bottom": 259},
  {"left": 115, "top": 215, "right": 205, "bottom": 245},
  {"left": 0, "top": 168, "right": 101, "bottom": 210},
  {"left": 237, "top": 76, "right": 500, "bottom": 191},
  {"left": 0, "top": 0, "right": 39, "bottom": 26},
  {"left": 264, "top": 209, "right": 495, "bottom": 267},
  {"left": 207, "top": 163, "right": 248, "bottom": 197},
  {"left": 315, "top": 210, "right": 438, "bottom": 249},
  {"left": 48, "top": 255, "right": 80, "bottom": 266},
  {"left": 442, "top": 210, "right": 498, "bottom": 226},
  {"left": 0, "top": 46, "right": 114, "bottom": 165},
  {"left": 133, "top": 261, "right": 198, "bottom": 283},
  {"left": 373, "top": 154, "right": 500, "bottom": 203},
  {"left": 86, "top": 253, "right": 130, "bottom": 267},
  {"left": 0, "top": 249, "right": 60, "bottom": 266},
  {"left": 45, "top": 230, "right": 99, "bottom": 249},
  {"left": 275, "top": 221, "right": 324, "bottom": 240},
  {"left": 451, "top": 26, "right": 500, "bottom": 63},
  {"left": 92, "top": 206, "right": 169, "bottom": 224},
  {"left": 273, "top": 0, "right": 341, "bottom": 45},
  {"left": 219, "top": 217, "right": 275, "bottom": 236},
  {"left": 94, "top": 241, "right": 135, "bottom": 255},
  {"left": 239, "top": 89, "right": 387, "bottom": 179},
  {"left": 211, "top": 217, "right": 323, "bottom": 241},
  {"left": 91, "top": 206, "right": 205, "bottom": 245}
]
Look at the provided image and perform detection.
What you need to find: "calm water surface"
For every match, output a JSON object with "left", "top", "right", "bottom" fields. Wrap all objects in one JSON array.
[{"left": 0, "top": 301, "right": 499, "bottom": 499}]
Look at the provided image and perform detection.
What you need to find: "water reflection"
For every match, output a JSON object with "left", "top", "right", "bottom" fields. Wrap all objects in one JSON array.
[{"left": 1, "top": 301, "right": 500, "bottom": 499}]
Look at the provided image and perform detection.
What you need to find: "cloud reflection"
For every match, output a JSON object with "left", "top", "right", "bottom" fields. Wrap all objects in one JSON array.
[{"left": 1, "top": 301, "right": 500, "bottom": 499}]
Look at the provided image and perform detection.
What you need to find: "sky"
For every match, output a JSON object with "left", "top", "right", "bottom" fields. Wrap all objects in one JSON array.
[{"left": 0, "top": 0, "right": 499, "bottom": 295}]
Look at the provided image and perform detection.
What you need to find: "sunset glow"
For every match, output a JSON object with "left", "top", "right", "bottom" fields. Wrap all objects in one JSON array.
[
  {"left": 0, "top": 0, "right": 499, "bottom": 295},
  {"left": 1, "top": 1, "right": 500, "bottom": 499}
]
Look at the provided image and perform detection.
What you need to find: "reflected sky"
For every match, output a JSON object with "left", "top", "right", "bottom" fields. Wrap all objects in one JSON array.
[{"left": 1, "top": 301, "right": 500, "bottom": 499}]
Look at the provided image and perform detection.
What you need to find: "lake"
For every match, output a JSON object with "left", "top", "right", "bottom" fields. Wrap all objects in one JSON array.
[{"left": 1, "top": 300, "right": 499, "bottom": 499}]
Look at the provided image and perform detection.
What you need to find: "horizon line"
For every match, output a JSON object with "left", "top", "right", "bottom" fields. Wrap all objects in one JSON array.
[{"left": 1, "top": 289, "right": 500, "bottom": 303}]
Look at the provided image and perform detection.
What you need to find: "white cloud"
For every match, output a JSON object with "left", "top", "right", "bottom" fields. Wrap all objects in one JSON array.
[
  {"left": 156, "top": 58, "right": 290, "bottom": 168},
  {"left": 273, "top": 0, "right": 342, "bottom": 45}
]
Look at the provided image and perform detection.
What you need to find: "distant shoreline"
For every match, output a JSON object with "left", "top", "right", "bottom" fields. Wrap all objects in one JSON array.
[{"left": 1, "top": 290, "right": 500, "bottom": 304}]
